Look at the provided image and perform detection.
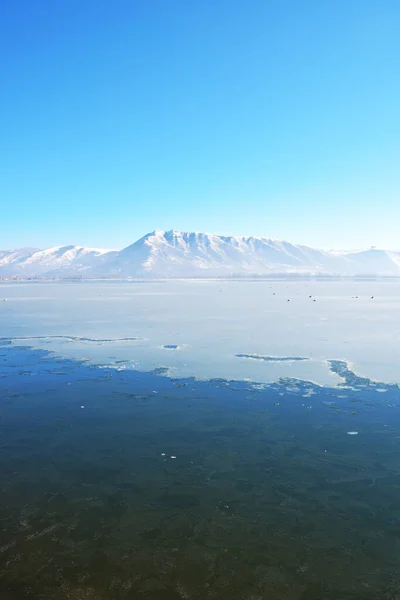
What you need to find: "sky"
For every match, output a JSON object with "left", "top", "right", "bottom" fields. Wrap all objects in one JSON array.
[{"left": 1, "top": 0, "right": 399, "bottom": 251}]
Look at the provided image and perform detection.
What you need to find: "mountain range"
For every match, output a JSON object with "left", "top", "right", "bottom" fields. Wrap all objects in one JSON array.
[{"left": 2, "top": 230, "right": 400, "bottom": 278}]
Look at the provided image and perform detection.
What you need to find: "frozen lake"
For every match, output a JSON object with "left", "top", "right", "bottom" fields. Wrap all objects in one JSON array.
[
  {"left": 2, "top": 280, "right": 400, "bottom": 598},
  {"left": 1, "top": 279, "right": 399, "bottom": 386}
]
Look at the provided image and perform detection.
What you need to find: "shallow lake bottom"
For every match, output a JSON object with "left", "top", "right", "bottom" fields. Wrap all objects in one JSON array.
[{"left": 1, "top": 341, "right": 400, "bottom": 598}]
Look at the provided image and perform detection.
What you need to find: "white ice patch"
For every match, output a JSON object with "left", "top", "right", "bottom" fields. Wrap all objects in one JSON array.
[{"left": 2, "top": 279, "right": 399, "bottom": 386}]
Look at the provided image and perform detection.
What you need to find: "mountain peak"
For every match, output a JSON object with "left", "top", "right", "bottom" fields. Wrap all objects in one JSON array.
[{"left": 1, "top": 231, "right": 400, "bottom": 278}]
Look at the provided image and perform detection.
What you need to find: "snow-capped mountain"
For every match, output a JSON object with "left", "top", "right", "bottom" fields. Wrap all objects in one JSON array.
[
  {"left": 0, "top": 245, "right": 115, "bottom": 278},
  {"left": 1, "top": 230, "right": 400, "bottom": 278}
]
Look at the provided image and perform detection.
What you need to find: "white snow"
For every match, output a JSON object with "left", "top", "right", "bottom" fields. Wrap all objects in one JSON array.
[
  {"left": 2, "top": 230, "right": 400, "bottom": 278},
  {"left": 0, "top": 245, "right": 115, "bottom": 277}
]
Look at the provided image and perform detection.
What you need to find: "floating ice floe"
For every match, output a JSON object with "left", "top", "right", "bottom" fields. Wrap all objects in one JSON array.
[{"left": 235, "top": 353, "right": 308, "bottom": 362}]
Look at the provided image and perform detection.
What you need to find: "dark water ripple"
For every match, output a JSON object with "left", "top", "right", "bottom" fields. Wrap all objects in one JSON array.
[{"left": 1, "top": 340, "right": 400, "bottom": 599}]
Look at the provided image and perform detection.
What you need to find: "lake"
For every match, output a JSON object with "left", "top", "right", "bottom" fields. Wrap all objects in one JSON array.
[{"left": 1, "top": 280, "right": 400, "bottom": 599}]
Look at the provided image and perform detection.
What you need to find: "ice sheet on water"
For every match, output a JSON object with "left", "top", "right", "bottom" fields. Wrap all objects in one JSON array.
[
  {"left": 1, "top": 279, "right": 400, "bottom": 386},
  {"left": 235, "top": 353, "right": 308, "bottom": 362},
  {"left": 0, "top": 335, "right": 144, "bottom": 343}
]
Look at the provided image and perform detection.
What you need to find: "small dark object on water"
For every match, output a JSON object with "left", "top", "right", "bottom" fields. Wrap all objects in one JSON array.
[{"left": 371, "top": 296, "right": 374, "bottom": 299}]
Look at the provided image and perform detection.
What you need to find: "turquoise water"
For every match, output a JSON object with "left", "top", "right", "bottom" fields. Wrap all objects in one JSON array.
[{"left": 1, "top": 341, "right": 400, "bottom": 599}]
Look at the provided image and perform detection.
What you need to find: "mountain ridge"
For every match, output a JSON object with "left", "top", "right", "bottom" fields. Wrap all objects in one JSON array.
[{"left": 1, "top": 230, "right": 400, "bottom": 278}]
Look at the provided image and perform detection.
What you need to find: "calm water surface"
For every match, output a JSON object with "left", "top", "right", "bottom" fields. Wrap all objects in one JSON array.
[{"left": 1, "top": 340, "right": 400, "bottom": 599}]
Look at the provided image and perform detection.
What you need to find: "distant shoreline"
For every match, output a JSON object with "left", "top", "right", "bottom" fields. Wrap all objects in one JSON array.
[{"left": 2, "top": 275, "right": 400, "bottom": 283}]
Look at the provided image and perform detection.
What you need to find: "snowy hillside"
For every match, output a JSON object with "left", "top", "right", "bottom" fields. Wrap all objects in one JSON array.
[
  {"left": 0, "top": 245, "right": 115, "bottom": 278},
  {"left": 1, "top": 231, "right": 400, "bottom": 278}
]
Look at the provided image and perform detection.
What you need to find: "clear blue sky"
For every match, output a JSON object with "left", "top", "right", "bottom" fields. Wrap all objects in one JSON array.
[{"left": 1, "top": 0, "right": 399, "bottom": 250}]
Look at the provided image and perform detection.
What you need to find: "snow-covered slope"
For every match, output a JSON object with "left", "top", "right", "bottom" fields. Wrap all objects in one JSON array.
[
  {"left": 0, "top": 247, "right": 41, "bottom": 273},
  {"left": 0, "top": 245, "right": 115, "bottom": 277},
  {"left": 1, "top": 231, "right": 400, "bottom": 278}
]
